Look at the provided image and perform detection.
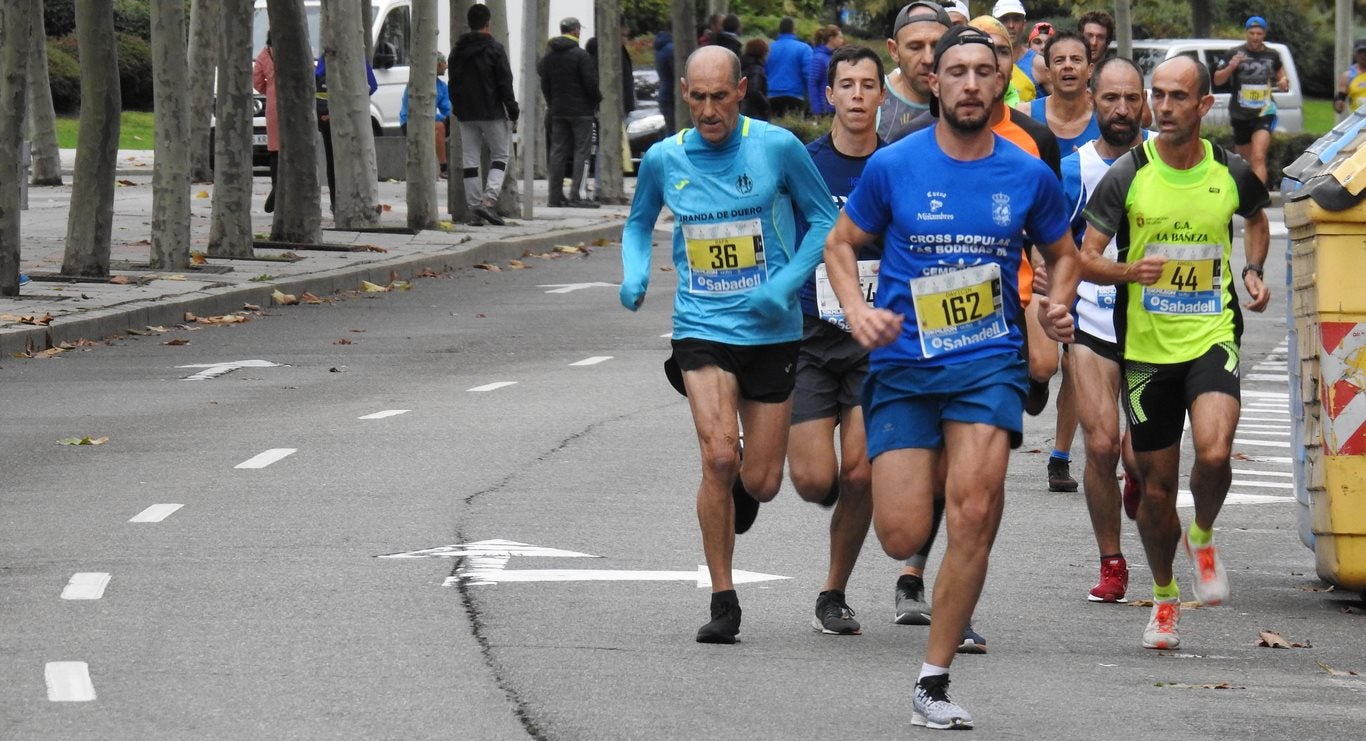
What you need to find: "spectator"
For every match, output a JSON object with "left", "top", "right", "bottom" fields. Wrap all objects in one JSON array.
[
  {"left": 450, "top": 3, "right": 520, "bottom": 226},
  {"left": 714, "top": 14, "right": 743, "bottom": 56},
  {"left": 1335, "top": 39, "right": 1366, "bottom": 115},
  {"left": 700, "top": 13, "right": 723, "bottom": 46},
  {"left": 741, "top": 37, "right": 771, "bottom": 120},
  {"left": 807, "top": 25, "right": 844, "bottom": 116},
  {"left": 766, "top": 17, "right": 812, "bottom": 118},
  {"left": 399, "top": 51, "right": 452, "bottom": 179},
  {"left": 586, "top": 30, "right": 635, "bottom": 115},
  {"left": 314, "top": 53, "right": 378, "bottom": 214},
  {"left": 252, "top": 32, "right": 280, "bottom": 213},
  {"left": 1079, "top": 9, "right": 1115, "bottom": 64},
  {"left": 654, "top": 30, "right": 676, "bottom": 133},
  {"left": 992, "top": 0, "right": 1036, "bottom": 102},
  {"left": 539, "top": 17, "right": 602, "bottom": 207}
]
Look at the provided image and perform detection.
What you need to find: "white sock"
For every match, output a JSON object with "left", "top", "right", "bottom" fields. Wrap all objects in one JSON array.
[{"left": 918, "top": 663, "right": 949, "bottom": 682}]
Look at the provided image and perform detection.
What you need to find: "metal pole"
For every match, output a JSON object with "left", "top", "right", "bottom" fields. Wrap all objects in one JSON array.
[
  {"left": 1114, "top": 0, "right": 1131, "bottom": 62},
  {"left": 1336, "top": 0, "right": 1351, "bottom": 119},
  {"left": 520, "top": 0, "right": 539, "bottom": 218}
]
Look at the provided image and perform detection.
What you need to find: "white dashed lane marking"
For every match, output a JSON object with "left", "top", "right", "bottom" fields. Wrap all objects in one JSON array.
[
  {"left": 61, "top": 573, "right": 111, "bottom": 600},
  {"left": 358, "top": 409, "right": 410, "bottom": 420},
  {"left": 45, "top": 662, "right": 96, "bottom": 702},
  {"left": 129, "top": 504, "right": 183, "bottom": 523},
  {"left": 569, "top": 356, "right": 613, "bottom": 366},
  {"left": 234, "top": 448, "right": 297, "bottom": 469},
  {"left": 469, "top": 382, "right": 517, "bottom": 392}
]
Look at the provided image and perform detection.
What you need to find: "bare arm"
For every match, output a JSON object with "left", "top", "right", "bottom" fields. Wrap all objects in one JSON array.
[
  {"left": 1077, "top": 226, "right": 1166, "bottom": 286},
  {"left": 1212, "top": 52, "right": 1241, "bottom": 86},
  {"left": 1241, "top": 209, "right": 1272, "bottom": 312},
  {"left": 1032, "top": 233, "right": 1078, "bottom": 343},
  {"left": 823, "top": 213, "right": 903, "bottom": 349}
]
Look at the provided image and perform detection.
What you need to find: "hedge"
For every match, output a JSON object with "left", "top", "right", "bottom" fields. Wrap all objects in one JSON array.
[{"left": 48, "top": 32, "right": 155, "bottom": 112}]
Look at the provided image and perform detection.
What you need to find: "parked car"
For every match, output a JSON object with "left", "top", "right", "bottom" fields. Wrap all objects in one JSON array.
[
  {"left": 1123, "top": 39, "right": 1304, "bottom": 133},
  {"left": 626, "top": 69, "right": 667, "bottom": 171}
]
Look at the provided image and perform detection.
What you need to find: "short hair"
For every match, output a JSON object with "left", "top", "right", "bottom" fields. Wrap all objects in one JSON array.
[
  {"left": 685, "top": 46, "right": 742, "bottom": 85},
  {"left": 560, "top": 17, "right": 580, "bottom": 34},
  {"left": 467, "top": 4, "right": 491, "bottom": 31},
  {"left": 1088, "top": 55, "right": 1143, "bottom": 93},
  {"left": 723, "top": 14, "right": 740, "bottom": 33},
  {"left": 743, "top": 37, "right": 769, "bottom": 61},
  {"left": 827, "top": 44, "right": 885, "bottom": 88},
  {"left": 1154, "top": 55, "right": 1211, "bottom": 97},
  {"left": 779, "top": 17, "right": 796, "bottom": 34},
  {"left": 1079, "top": 10, "right": 1115, "bottom": 45},
  {"left": 1042, "top": 30, "right": 1087, "bottom": 67}
]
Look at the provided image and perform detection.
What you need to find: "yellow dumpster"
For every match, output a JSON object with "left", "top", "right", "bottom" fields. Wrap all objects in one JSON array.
[{"left": 1283, "top": 112, "right": 1366, "bottom": 591}]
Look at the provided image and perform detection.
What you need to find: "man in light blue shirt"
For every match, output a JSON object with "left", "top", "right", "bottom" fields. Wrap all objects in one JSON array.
[{"left": 399, "top": 52, "right": 453, "bottom": 177}]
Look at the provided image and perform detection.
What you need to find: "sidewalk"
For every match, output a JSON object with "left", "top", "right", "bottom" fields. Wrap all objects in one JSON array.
[{"left": 2, "top": 154, "right": 631, "bottom": 356}]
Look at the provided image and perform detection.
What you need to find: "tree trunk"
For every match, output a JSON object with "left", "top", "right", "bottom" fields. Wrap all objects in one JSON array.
[
  {"left": 208, "top": 1, "right": 254, "bottom": 257},
  {"left": 595, "top": 0, "right": 625, "bottom": 204},
  {"left": 150, "top": 0, "right": 191, "bottom": 270},
  {"left": 267, "top": 0, "right": 322, "bottom": 243},
  {"left": 671, "top": 0, "right": 696, "bottom": 130},
  {"left": 534, "top": 0, "right": 548, "bottom": 178},
  {"left": 486, "top": 0, "right": 520, "bottom": 215},
  {"left": 361, "top": 1, "right": 374, "bottom": 61},
  {"left": 324, "top": 0, "right": 380, "bottom": 228},
  {"left": 61, "top": 0, "right": 120, "bottom": 278},
  {"left": 517, "top": 0, "right": 539, "bottom": 219},
  {"left": 1, "top": 4, "right": 32, "bottom": 296},
  {"left": 188, "top": 0, "right": 219, "bottom": 182},
  {"left": 26, "top": 0, "right": 61, "bottom": 186},
  {"left": 406, "top": 0, "right": 438, "bottom": 229},
  {"left": 1189, "top": 0, "right": 1213, "bottom": 39}
]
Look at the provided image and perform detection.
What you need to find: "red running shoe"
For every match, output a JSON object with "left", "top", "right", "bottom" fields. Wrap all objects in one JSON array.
[
  {"left": 1087, "top": 556, "right": 1129, "bottom": 602},
  {"left": 1122, "top": 473, "right": 1141, "bottom": 520}
]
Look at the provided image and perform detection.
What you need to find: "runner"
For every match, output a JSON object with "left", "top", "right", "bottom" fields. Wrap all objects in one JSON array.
[
  {"left": 789, "top": 45, "right": 887, "bottom": 636},
  {"left": 1080, "top": 56, "right": 1272, "bottom": 649},
  {"left": 825, "top": 26, "right": 1078, "bottom": 728},
  {"left": 877, "top": 2, "right": 951, "bottom": 142},
  {"left": 1212, "top": 16, "right": 1289, "bottom": 186},
  {"left": 619, "top": 46, "right": 838, "bottom": 645}
]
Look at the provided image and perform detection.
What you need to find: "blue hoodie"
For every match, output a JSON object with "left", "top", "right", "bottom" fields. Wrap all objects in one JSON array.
[
  {"left": 765, "top": 32, "right": 810, "bottom": 100},
  {"left": 807, "top": 44, "right": 833, "bottom": 115}
]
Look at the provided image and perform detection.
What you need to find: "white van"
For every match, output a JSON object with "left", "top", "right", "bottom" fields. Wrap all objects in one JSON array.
[{"left": 1125, "top": 39, "right": 1304, "bottom": 133}]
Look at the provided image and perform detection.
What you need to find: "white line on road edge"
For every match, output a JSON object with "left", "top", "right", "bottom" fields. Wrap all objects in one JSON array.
[
  {"left": 1235, "top": 430, "right": 1291, "bottom": 437},
  {"left": 1230, "top": 480, "right": 1294, "bottom": 489},
  {"left": 1232, "top": 468, "right": 1293, "bottom": 477},
  {"left": 1178, "top": 491, "right": 1288, "bottom": 507},
  {"left": 45, "top": 662, "right": 96, "bottom": 702},
  {"left": 129, "top": 504, "right": 183, "bottom": 523},
  {"left": 1235, "top": 455, "right": 1292, "bottom": 463},
  {"left": 569, "top": 356, "right": 613, "bottom": 367},
  {"left": 1237, "top": 423, "right": 1290, "bottom": 429},
  {"left": 1233, "top": 438, "right": 1291, "bottom": 448},
  {"left": 61, "top": 573, "right": 111, "bottom": 600},
  {"left": 1243, "top": 390, "right": 1289, "bottom": 398},
  {"left": 1246, "top": 374, "right": 1289, "bottom": 382},
  {"left": 468, "top": 382, "right": 517, "bottom": 392},
  {"left": 358, "top": 409, "right": 410, "bottom": 420},
  {"left": 234, "top": 448, "right": 297, "bottom": 469}
]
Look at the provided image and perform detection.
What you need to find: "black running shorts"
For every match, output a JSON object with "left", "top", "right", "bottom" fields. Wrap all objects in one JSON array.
[{"left": 1123, "top": 342, "right": 1241, "bottom": 452}]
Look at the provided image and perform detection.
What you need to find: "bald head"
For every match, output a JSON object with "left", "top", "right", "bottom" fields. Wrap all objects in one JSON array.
[
  {"left": 686, "top": 45, "right": 742, "bottom": 85},
  {"left": 1153, "top": 55, "right": 1210, "bottom": 97}
]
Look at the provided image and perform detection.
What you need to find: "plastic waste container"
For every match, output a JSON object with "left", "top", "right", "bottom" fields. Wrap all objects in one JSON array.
[{"left": 1281, "top": 107, "right": 1366, "bottom": 591}]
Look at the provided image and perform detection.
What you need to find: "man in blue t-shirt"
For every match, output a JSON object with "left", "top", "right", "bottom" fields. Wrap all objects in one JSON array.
[
  {"left": 825, "top": 26, "right": 1078, "bottom": 730},
  {"left": 620, "top": 46, "right": 837, "bottom": 646},
  {"left": 766, "top": 16, "right": 812, "bottom": 117}
]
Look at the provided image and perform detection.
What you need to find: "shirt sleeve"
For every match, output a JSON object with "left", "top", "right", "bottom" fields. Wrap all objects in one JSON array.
[
  {"left": 1060, "top": 153, "right": 1087, "bottom": 244},
  {"left": 777, "top": 131, "right": 837, "bottom": 286},
  {"left": 621, "top": 147, "right": 665, "bottom": 292},
  {"left": 1027, "top": 160, "right": 1072, "bottom": 247},
  {"left": 842, "top": 151, "right": 891, "bottom": 238}
]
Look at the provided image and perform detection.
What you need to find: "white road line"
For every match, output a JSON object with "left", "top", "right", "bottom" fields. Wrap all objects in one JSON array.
[
  {"left": 1255, "top": 362, "right": 1288, "bottom": 369},
  {"left": 1237, "top": 423, "right": 1289, "bottom": 430},
  {"left": 61, "top": 573, "right": 111, "bottom": 600},
  {"left": 468, "top": 381, "right": 517, "bottom": 392},
  {"left": 1243, "top": 390, "right": 1288, "bottom": 398},
  {"left": 1235, "top": 455, "right": 1292, "bottom": 464},
  {"left": 358, "top": 409, "right": 410, "bottom": 420},
  {"left": 1246, "top": 374, "right": 1288, "bottom": 382},
  {"left": 569, "top": 356, "right": 613, "bottom": 367},
  {"left": 1241, "top": 416, "right": 1290, "bottom": 422},
  {"left": 129, "top": 504, "right": 183, "bottom": 523},
  {"left": 1178, "top": 491, "right": 1289, "bottom": 507},
  {"left": 234, "top": 448, "right": 297, "bottom": 469},
  {"left": 1230, "top": 480, "right": 1294, "bottom": 489},
  {"left": 1232, "top": 468, "right": 1293, "bottom": 477},
  {"left": 1234, "top": 438, "right": 1291, "bottom": 448},
  {"left": 660, "top": 333, "right": 672, "bottom": 338},
  {"left": 1235, "top": 430, "right": 1290, "bottom": 437},
  {"left": 45, "top": 662, "right": 96, "bottom": 702}
]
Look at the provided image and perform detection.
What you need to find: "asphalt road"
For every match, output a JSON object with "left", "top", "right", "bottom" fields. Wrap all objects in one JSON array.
[{"left": 3, "top": 208, "right": 1364, "bottom": 739}]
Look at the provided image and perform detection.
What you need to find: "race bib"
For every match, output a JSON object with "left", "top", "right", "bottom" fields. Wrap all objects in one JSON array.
[
  {"left": 1141, "top": 243, "right": 1222, "bottom": 315},
  {"left": 1097, "top": 284, "right": 1117, "bottom": 310},
  {"left": 682, "top": 219, "right": 767, "bottom": 294},
  {"left": 909, "top": 263, "right": 1007, "bottom": 358},
  {"left": 1238, "top": 84, "right": 1271, "bottom": 110},
  {"left": 815, "top": 260, "right": 879, "bottom": 331}
]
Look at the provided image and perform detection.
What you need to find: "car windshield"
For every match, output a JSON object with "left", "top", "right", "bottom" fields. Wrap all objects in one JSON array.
[{"left": 252, "top": 6, "right": 322, "bottom": 59}]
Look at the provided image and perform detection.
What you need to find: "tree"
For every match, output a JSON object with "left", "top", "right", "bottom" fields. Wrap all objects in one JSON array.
[
  {"left": 61, "top": 0, "right": 120, "bottom": 278},
  {"left": 150, "top": 0, "right": 191, "bottom": 270},
  {"left": 26, "top": 0, "right": 61, "bottom": 186},
  {"left": 188, "top": 0, "right": 219, "bottom": 182},
  {"left": 266, "top": 0, "right": 322, "bottom": 244},
  {"left": 595, "top": 0, "right": 626, "bottom": 204},
  {"left": 1190, "top": 0, "right": 1213, "bottom": 38},
  {"left": 207, "top": 1, "right": 254, "bottom": 257},
  {"left": 670, "top": 0, "right": 696, "bottom": 130},
  {"left": 406, "top": 0, "right": 438, "bottom": 229},
  {"left": 1, "top": 3, "right": 32, "bottom": 296},
  {"left": 323, "top": 0, "right": 380, "bottom": 228}
]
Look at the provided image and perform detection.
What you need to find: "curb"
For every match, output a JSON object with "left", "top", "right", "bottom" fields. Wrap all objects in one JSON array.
[{"left": 0, "top": 222, "right": 622, "bottom": 357}]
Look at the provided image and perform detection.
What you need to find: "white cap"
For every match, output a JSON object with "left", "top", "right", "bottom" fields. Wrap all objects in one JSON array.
[
  {"left": 945, "top": 0, "right": 970, "bottom": 20},
  {"left": 992, "top": 0, "right": 1026, "bottom": 18}
]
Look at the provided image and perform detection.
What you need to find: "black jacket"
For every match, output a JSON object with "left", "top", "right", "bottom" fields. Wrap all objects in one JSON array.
[
  {"left": 740, "top": 53, "right": 769, "bottom": 121},
  {"left": 450, "top": 31, "right": 519, "bottom": 122},
  {"left": 538, "top": 35, "right": 601, "bottom": 117}
]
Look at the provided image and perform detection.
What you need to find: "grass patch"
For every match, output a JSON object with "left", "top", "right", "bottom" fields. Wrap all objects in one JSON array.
[
  {"left": 1303, "top": 98, "right": 1335, "bottom": 136},
  {"left": 55, "top": 110, "right": 156, "bottom": 150}
]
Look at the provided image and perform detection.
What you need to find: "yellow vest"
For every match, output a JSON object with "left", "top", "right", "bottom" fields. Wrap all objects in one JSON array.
[{"left": 1348, "top": 65, "right": 1366, "bottom": 111}]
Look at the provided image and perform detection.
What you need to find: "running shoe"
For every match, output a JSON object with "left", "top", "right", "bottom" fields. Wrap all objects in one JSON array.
[
  {"left": 1122, "top": 473, "right": 1141, "bottom": 520},
  {"left": 1087, "top": 556, "right": 1129, "bottom": 603},
  {"left": 474, "top": 201, "right": 506, "bottom": 226},
  {"left": 1025, "top": 378, "right": 1050, "bottom": 416},
  {"left": 1184, "top": 529, "right": 1229, "bottom": 606},
  {"left": 893, "top": 574, "right": 932, "bottom": 625},
  {"left": 912, "top": 674, "right": 973, "bottom": 730},
  {"left": 812, "top": 589, "right": 861, "bottom": 635},
  {"left": 1142, "top": 598, "right": 1181, "bottom": 649},
  {"left": 957, "top": 623, "right": 987, "bottom": 654},
  {"left": 1047, "top": 456, "right": 1078, "bottom": 492},
  {"left": 19, "top": 273, "right": 31, "bottom": 286},
  {"left": 732, "top": 434, "right": 758, "bottom": 534},
  {"left": 696, "top": 591, "right": 742, "bottom": 644}
]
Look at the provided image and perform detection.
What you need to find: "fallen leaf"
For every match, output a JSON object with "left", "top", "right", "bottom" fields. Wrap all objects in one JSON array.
[
  {"left": 592, "top": 237, "right": 611, "bottom": 246},
  {"left": 1129, "top": 600, "right": 1203, "bottom": 609},
  {"left": 32, "top": 346, "right": 67, "bottom": 358},
  {"left": 1154, "top": 682, "right": 1243, "bottom": 690},
  {"left": 300, "top": 291, "right": 326, "bottom": 304},
  {"left": 1232, "top": 452, "right": 1252, "bottom": 461},
  {"left": 242, "top": 303, "right": 261, "bottom": 312},
  {"left": 159, "top": 274, "right": 187, "bottom": 281},
  {"left": 334, "top": 338, "right": 352, "bottom": 345},
  {"left": 109, "top": 275, "right": 135, "bottom": 285},
  {"left": 0, "top": 313, "right": 20, "bottom": 321},
  {"left": 162, "top": 338, "right": 190, "bottom": 346},
  {"left": 659, "top": 266, "right": 674, "bottom": 272},
  {"left": 416, "top": 267, "right": 440, "bottom": 278},
  {"left": 390, "top": 280, "right": 412, "bottom": 291},
  {"left": 116, "top": 179, "right": 136, "bottom": 187},
  {"left": 1257, "top": 630, "right": 1292, "bottom": 649},
  {"left": 58, "top": 435, "right": 109, "bottom": 446},
  {"left": 20, "top": 313, "right": 54, "bottom": 326},
  {"left": 1343, "top": 604, "right": 1366, "bottom": 615},
  {"left": 474, "top": 263, "right": 501, "bottom": 272},
  {"left": 1298, "top": 584, "right": 1335, "bottom": 592},
  {"left": 190, "top": 252, "right": 207, "bottom": 265},
  {"left": 134, "top": 239, "right": 151, "bottom": 246},
  {"left": 349, "top": 328, "right": 365, "bottom": 333},
  {"left": 507, "top": 259, "right": 528, "bottom": 269},
  {"left": 183, "top": 312, "right": 198, "bottom": 322},
  {"left": 360, "top": 280, "right": 390, "bottom": 292},
  {"left": 196, "top": 314, "right": 250, "bottom": 325},
  {"left": 1316, "top": 661, "right": 1361, "bottom": 677},
  {"left": 555, "top": 244, "right": 584, "bottom": 254},
  {"left": 476, "top": 313, "right": 487, "bottom": 318},
  {"left": 380, "top": 203, "right": 393, "bottom": 212},
  {"left": 272, "top": 289, "right": 299, "bottom": 306},
  {"left": 361, "top": 244, "right": 388, "bottom": 253},
  {"left": 436, "top": 220, "right": 456, "bottom": 232},
  {"left": 125, "top": 327, "right": 152, "bottom": 336},
  {"left": 195, "top": 190, "right": 210, "bottom": 199}
]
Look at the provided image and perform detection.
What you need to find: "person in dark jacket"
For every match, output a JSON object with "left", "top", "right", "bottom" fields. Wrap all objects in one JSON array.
[
  {"left": 806, "top": 25, "right": 844, "bottom": 116},
  {"left": 538, "top": 17, "right": 602, "bottom": 207},
  {"left": 740, "top": 37, "right": 771, "bottom": 121},
  {"left": 586, "top": 30, "right": 635, "bottom": 115},
  {"left": 714, "top": 14, "right": 743, "bottom": 56},
  {"left": 450, "top": 4, "right": 520, "bottom": 225},
  {"left": 654, "top": 30, "right": 676, "bottom": 134}
]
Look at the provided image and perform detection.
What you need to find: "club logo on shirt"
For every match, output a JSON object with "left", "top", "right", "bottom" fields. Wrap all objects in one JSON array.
[
  {"left": 736, "top": 173, "right": 753, "bottom": 195},
  {"left": 992, "top": 193, "right": 1011, "bottom": 227},
  {"left": 917, "top": 190, "right": 953, "bottom": 221}
]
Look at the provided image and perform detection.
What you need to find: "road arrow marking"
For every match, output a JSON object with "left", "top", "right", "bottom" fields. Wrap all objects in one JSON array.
[
  {"left": 378, "top": 539, "right": 790, "bottom": 588},
  {"left": 177, "top": 359, "right": 283, "bottom": 381},
  {"left": 537, "top": 282, "right": 617, "bottom": 294}
]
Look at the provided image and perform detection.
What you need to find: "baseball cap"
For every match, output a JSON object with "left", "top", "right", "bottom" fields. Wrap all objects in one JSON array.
[
  {"left": 1028, "top": 22, "right": 1052, "bottom": 42},
  {"left": 893, "top": 1, "right": 952, "bottom": 38},
  {"left": 1245, "top": 16, "right": 1267, "bottom": 30},
  {"left": 992, "top": 0, "right": 1026, "bottom": 18},
  {"left": 929, "top": 25, "right": 997, "bottom": 117},
  {"left": 942, "top": 0, "right": 970, "bottom": 21},
  {"left": 1355, "top": 38, "right": 1366, "bottom": 52}
]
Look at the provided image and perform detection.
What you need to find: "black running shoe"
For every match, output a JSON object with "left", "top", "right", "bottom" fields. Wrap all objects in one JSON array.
[
  {"left": 1025, "top": 378, "right": 1050, "bottom": 416},
  {"left": 732, "top": 475, "right": 759, "bottom": 534},
  {"left": 894, "top": 574, "right": 932, "bottom": 625},
  {"left": 474, "top": 203, "right": 506, "bottom": 226},
  {"left": 1047, "top": 456, "right": 1078, "bottom": 492},
  {"left": 812, "top": 590, "right": 861, "bottom": 635},
  {"left": 696, "top": 590, "right": 742, "bottom": 644}
]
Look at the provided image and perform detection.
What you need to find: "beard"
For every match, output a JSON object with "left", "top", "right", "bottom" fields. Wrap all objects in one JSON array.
[
  {"left": 1099, "top": 116, "right": 1138, "bottom": 148},
  {"left": 942, "top": 100, "right": 991, "bottom": 133}
]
